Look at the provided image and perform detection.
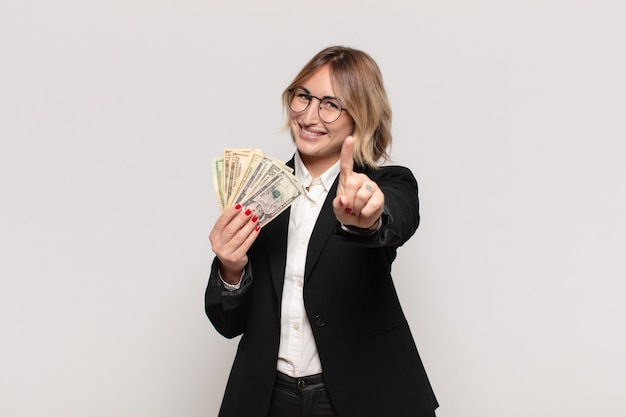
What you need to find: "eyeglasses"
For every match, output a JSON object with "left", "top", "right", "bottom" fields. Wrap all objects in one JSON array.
[{"left": 288, "top": 86, "right": 348, "bottom": 123}]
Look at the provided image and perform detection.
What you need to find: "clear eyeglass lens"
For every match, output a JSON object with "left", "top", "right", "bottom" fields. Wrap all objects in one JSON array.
[
  {"left": 290, "top": 88, "right": 311, "bottom": 112},
  {"left": 319, "top": 99, "right": 342, "bottom": 122}
]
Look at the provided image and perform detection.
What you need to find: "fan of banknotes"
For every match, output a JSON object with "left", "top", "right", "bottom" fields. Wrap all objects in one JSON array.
[{"left": 212, "top": 149, "right": 303, "bottom": 227}]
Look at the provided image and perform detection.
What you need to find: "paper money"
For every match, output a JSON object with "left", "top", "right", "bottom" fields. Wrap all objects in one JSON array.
[
  {"left": 228, "top": 154, "right": 275, "bottom": 206},
  {"left": 223, "top": 148, "right": 259, "bottom": 206},
  {"left": 227, "top": 150, "right": 264, "bottom": 207},
  {"left": 212, "top": 157, "right": 226, "bottom": 212},
  {"left": 212, "top": 148, "right": 302, "bottom": 226},
  {"left": 239, "top": 170, "right": 302, "bottom": 227}
]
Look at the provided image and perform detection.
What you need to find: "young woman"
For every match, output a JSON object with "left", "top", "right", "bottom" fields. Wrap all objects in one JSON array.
[{"left": 206, "top": 46, "right": 438, "bottom": 417}]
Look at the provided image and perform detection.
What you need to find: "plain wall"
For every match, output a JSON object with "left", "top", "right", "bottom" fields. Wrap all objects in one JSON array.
[{"left": 1, "top": 1, "right": 625, "bottom": 416}]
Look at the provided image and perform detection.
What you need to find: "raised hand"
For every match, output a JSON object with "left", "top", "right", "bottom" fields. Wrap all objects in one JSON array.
[
  {"left": 332, "top": 136, "right": 384, "bottom": 229},
  {"left": 209, "top": 203, "right": 260, "bottom": 285}
]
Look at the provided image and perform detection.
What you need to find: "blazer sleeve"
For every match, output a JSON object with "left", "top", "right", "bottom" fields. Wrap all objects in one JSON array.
[
  {"left": 204, "top": 257, "right": 253, "bottom": 338},
  {"left": 336, "top": 165, "right": 420, "bottom": 248}
]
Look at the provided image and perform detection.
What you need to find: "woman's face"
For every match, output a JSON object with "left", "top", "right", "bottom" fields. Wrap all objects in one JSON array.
[{"left": 289, "top": 65, "right": 354, "bottom": 176}]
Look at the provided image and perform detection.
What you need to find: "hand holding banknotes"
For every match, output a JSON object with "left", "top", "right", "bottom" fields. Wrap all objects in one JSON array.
[
  {"left": 208, "top": 203, "right": 259, "bottom": 285},
  {"left": 211, "top": 149, "right": 302, "bottom": 226},
  {"left": 209, "top": 148, "right": 302, "bottom": 284},
  {"left": 333, "top": 136, "right": 384, "bottom": 232}
]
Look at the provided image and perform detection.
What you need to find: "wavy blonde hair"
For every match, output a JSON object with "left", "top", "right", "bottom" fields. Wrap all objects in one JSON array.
[{"left": 282, "top": 46, "right": 392, "bottom": 169}]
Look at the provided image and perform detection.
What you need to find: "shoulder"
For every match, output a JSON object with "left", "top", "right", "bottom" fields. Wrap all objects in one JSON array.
[
  {"left": 359, "top": 164, "right": 417, "bottom": 186},
  {"left": 377, "top": 164, "right": 415, "bottom": 177},
  {"left": 356, "top": 163, "right": 414, "bottom": 176}
]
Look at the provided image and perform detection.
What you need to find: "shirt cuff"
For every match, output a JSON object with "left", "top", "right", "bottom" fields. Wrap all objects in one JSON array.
[
  {"left": 340, "top": 215, "right": 382, "bottom": 236},
  {"left": 218, "top": 268, "right": 245, "bottom": 291}
]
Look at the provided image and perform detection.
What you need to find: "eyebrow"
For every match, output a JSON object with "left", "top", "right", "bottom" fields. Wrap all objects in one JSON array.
[{"left": 298, "top": 86, "right": 341, "bottom": 101}]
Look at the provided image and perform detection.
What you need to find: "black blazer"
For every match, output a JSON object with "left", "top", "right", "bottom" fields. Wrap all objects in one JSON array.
[{"left": 206, "top": 160, "right": 438, "bottom": 417}]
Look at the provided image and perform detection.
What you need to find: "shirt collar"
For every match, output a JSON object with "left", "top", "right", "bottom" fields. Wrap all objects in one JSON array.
[{"left": 294, "top": 152, "right": 340, "bottom": 192}]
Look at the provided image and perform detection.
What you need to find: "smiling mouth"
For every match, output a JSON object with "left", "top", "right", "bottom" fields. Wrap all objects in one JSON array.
[{"left": 300, "top": 125, "right": 325, "bottom": 138}]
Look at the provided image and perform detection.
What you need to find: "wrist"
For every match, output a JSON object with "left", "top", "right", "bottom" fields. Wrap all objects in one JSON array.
[
  {"left": 340, "top": 216, "right": 382, "bottom": 236},
  {"left": 218, "top": 263, "right": 245, "bottom": 286}
]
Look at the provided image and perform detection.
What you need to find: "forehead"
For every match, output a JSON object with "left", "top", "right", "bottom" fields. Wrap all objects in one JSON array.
[{"left": 300, "top": 65, "right": 338, "bottom": 97}]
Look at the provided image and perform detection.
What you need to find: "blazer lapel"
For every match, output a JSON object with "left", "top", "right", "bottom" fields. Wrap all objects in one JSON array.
[
  {"left": 304, "top": 176, "right": 339, "bottom": 282},
  {"left": 267, "top": 156, "right": 296, "bottom": 301}
]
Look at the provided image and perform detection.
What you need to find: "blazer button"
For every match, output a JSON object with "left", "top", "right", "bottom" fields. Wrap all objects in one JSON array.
[{"left": 314, "top": 315, "right": 326, "bottom": 327}]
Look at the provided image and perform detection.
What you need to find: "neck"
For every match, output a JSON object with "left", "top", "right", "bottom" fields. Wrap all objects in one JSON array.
[{"left": 299, "top": 153, "right": 338, "bottom": 178}]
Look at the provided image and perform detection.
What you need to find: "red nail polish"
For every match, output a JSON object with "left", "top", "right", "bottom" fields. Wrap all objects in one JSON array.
[
  {"left": 234, "top": 203, "right": 242, "bottom": 210},
  {"left": 251, "top": 215, "right": 258, "bottom": 223},
  {"left": 244, "top": 209, "right": 252, "bottom": 216},
  {"left": 255, "top": 225, "right": 260, "bottom": 232},
  {"left": 345, "top": 208, "right": 352, "bottom": 214}
]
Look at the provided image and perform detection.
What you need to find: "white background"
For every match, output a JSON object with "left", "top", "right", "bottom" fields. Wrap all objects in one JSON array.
[{"left": 1, "top": 1, "right": 625, "bottom": 416}]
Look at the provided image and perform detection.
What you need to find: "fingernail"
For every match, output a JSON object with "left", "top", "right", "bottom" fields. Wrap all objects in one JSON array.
[
  {"left": 255, "top": 225, "right": 260, "bottom": 232},
  {"left": 251, "top": 215, "right": 258, "bottom": 223},
  {"left": 244, "top": 209, "right": 252, "bottom": 216},
  {"left": 345, "top": 208, "right": 352, "bottom": 214},
  {"left": 234, "top": 203, "right": 242, "bottom": 210}
]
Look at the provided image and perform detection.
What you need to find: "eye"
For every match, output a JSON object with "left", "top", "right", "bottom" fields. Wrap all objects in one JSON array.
[
  {"left": 294, "top": 88, "right": 311, "bottom": 102},
  {"left": 297, "top": 93, "right": 312, "bottom": 101},
  {"left": 322, "top": 98, "right": 341, "bottom": 111}
]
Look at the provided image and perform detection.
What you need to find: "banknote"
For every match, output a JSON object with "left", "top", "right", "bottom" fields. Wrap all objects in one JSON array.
[
  {"left": 212, "top": 157, "right": 226, "bottom": 212},
  {"left": 238, "top": 169, "right": 302, "bottom": 227},
  {"left": 228, "top": 154, "right": 276, "bottom": 206},
  {"left": 227, "top": 150, "right": 264, "bottom": 207},
  {"left": 223, "top": 148, "right": 259, "bottom": 207},
  {"left": 213, "top": 148, "right": 302, "bottom": 226}
]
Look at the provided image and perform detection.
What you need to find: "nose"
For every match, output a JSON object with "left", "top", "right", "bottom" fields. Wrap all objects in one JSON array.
[{"left": 300, "top": 99, "right": 321, "bottom": 124}]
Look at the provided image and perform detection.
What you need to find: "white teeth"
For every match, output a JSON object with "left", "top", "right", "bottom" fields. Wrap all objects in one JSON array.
[{"left": 302, "top": 127, "right": 323, "bottom": 136}]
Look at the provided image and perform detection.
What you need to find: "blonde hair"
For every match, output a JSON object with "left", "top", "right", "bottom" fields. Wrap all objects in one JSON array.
[{"left": 282, "top": 46, "right": 392, "bottom": 169}]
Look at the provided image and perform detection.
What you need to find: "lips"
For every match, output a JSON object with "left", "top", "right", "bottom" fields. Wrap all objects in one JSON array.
[{"left": 299, "top": 124, "right": 326, "bottom": 140}]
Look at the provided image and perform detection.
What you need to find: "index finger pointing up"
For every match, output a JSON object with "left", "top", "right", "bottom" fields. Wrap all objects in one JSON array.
[{"left": 340, "top": 135, "right": 355, "bottom": 177}]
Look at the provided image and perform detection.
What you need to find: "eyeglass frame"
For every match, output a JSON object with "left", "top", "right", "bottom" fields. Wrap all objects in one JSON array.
[{"left": 287, "top": 86, "right": 348, "bottom": 123}]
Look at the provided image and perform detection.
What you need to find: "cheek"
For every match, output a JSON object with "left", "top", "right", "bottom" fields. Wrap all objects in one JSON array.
[
  {"left": 288, "top": 114, "right": 299, "bottom": 135},
  {"left": 338, "top": 114, "right": 355, "bottom": 135},
  {"left": 332, "top": 120, "right": 354, "bottom": 138}
]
